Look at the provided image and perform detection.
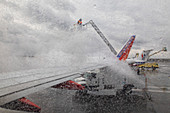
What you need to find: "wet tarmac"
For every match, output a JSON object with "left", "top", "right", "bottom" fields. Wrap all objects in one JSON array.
[
  {"left": 27, "top": 89, "right": 147, "bottom": 113},
  {"left": 25, "top": 62, "right": 170, "bottom": 113},
  {"left": 1, "top": 62, "right": 170, "bottom": 113}
]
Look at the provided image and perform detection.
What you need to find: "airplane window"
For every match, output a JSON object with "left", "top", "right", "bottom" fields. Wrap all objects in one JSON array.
[{"left": 0, "top": 0, "right": 169, "bottom": 113}]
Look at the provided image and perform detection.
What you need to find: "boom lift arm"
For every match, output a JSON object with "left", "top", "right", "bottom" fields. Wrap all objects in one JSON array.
[
  {"left": 84, "top": 20, "right": 117, "bottom": 55},
  {"left": 149, "top": 47, "right": 167, "bottom": 58}
]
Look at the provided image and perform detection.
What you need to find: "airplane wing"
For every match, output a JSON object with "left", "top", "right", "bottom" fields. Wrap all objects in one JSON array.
[{"left": 0, "top": 64, "right": 108, "bottom": 105}]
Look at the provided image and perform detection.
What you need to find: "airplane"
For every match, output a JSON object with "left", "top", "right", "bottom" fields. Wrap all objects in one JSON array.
[
  {"left": 83, "top": 20, "right": 136, "bottom": 63},
  {"left": 125, "top": 49, "right": 153, "bottom": 66},
  {"left": 0, "top": 35, "right": 139, "bottom": 112},
  {"left": 115, "top": 35, "right": 154, "bottom": 65},
  {"left": 116, "top": 35, "right": 136, "bottom": 61},
  {"left": 0, "top": 20, "right": 138, "bottom": 112},
  {"left": 0, "top": 19, "right": 167, "bottom": 113},
  {"left": 0, "top": 64, "right": 109, "bottom": 112},
  {"left": 73, "top": 35, "right": 141, "bottom": 96},
  {"left": 115, "top": 32, "right": 167, "bottom": 66},
  {"left": 0, "top": 60, "right": 146, "bottom": 113},
  {"left": 126, "top": 47, "right": 167, "bottom": 66}
]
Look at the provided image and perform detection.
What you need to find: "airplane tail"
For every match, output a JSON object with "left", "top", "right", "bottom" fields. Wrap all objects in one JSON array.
[{"left": 117, "top": 35, "right": 136, "bottom": 61}]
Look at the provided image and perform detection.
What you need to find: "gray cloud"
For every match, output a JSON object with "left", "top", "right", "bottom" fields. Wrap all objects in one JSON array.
[
  {"left": 0, "top": 0, "right": 169, "bottom": 72},
  {"left": 71, "top": 0, "right": 170, "bottom": 51}
]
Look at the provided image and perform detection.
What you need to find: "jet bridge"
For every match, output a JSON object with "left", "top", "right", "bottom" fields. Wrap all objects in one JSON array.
[{"left": 84, "top": 20, "right": 117, "bottom": 55}]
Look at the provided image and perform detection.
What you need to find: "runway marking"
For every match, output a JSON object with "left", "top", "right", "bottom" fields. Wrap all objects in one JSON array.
[
  {"left": 147, "top": 86, "right": 170, "bottom": 90},
  {"left": 133, "top": 88, "right": 170, "bottom": 94}
]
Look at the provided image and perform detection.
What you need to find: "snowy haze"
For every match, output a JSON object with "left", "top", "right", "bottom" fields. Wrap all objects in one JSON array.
[
  {"left": 71, "top": 0, "right": 170, "bottom": 57},
  {"left": 0, "top": 0, "right": 170, "bottom": 72}
]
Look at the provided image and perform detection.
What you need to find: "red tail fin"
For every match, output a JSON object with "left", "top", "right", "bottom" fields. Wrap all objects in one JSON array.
[{"left": 117, "top": 35, "right": 136, "bottom": 60}]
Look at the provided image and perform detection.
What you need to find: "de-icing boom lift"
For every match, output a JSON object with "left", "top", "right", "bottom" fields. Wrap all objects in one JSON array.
[
  {"left": 75, "top": 20, "right": 136, "bottom": 96},
  {"left": 83, "top": 20, "right": 117, "bottom": 55},
  {"left": 149, "top": 47, "right": 167, "bottom": 58}
]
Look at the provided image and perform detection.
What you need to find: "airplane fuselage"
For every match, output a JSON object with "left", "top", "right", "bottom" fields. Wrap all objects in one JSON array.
[{"left": 126, "top": 59, "right": 145, "bottom": 66}]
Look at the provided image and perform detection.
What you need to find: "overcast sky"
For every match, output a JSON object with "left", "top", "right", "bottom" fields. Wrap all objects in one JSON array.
[
  {"left": 70, "top": 0, "right": 170, "bottom": 53},
  {"left": 0, "top": 0, "right": 169, "bottom": 72}
]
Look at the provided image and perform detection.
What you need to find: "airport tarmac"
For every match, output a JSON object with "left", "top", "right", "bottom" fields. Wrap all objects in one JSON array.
[
  {"left": 1, "top": 62, "right": 170, "bottom": 113},
  {"left": 25, "top": 62, "right": 170, "bottom": 113}
]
